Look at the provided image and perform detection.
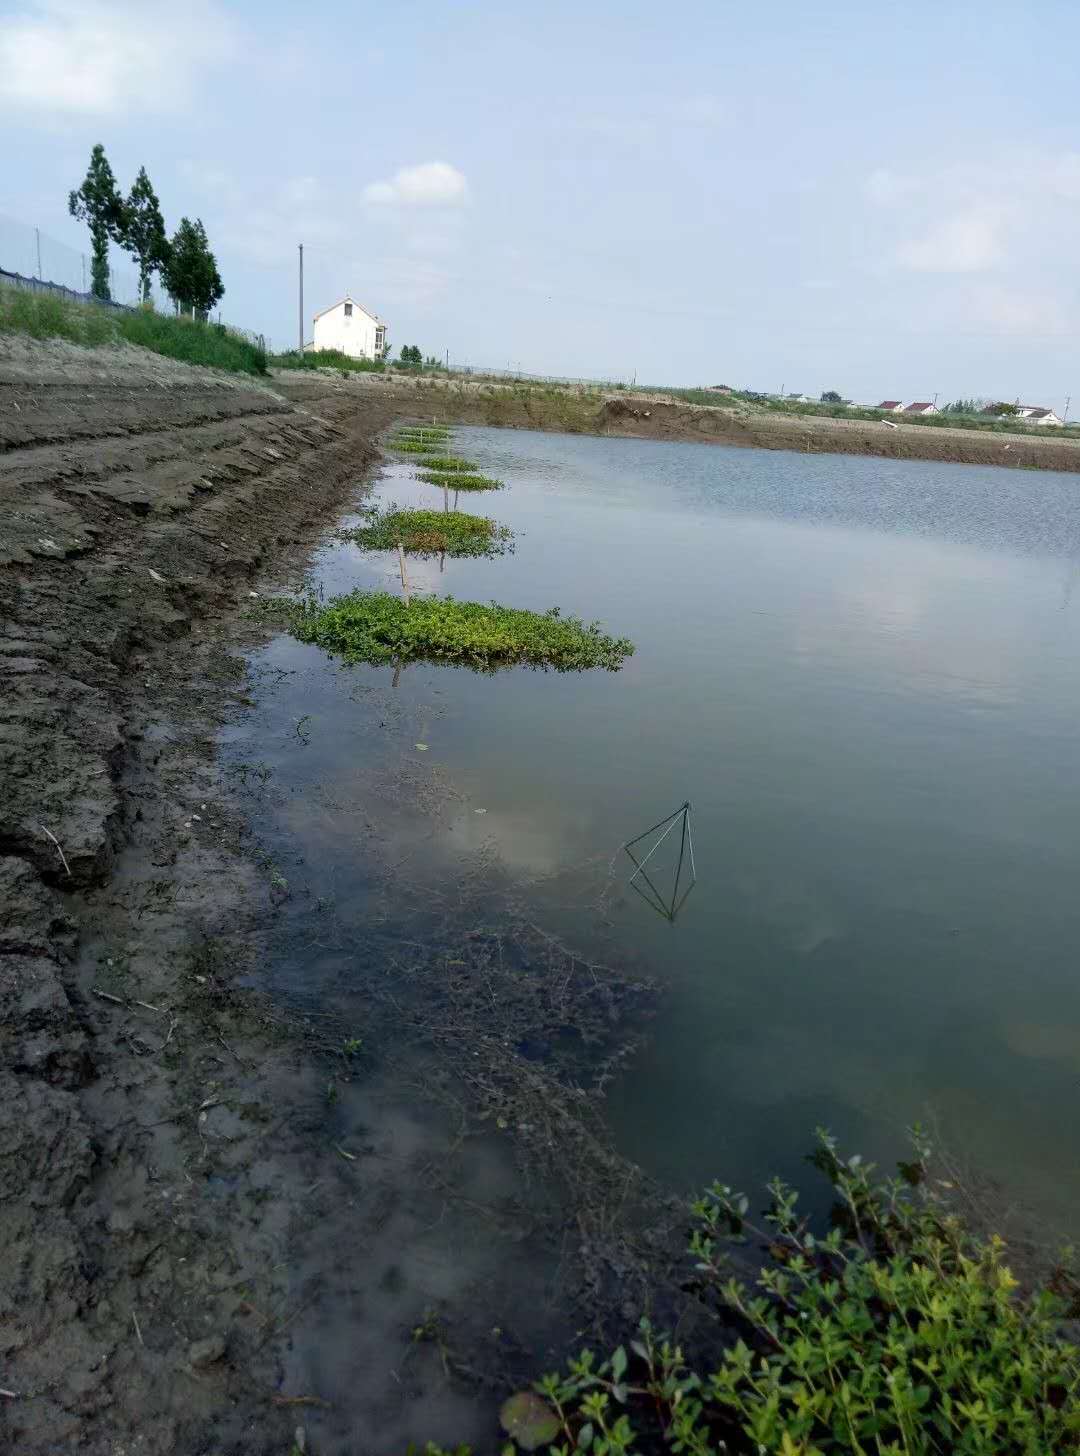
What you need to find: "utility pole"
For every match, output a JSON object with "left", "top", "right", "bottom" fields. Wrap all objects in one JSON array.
[
  {"left": 34, "top": 227, "right": 42, "bottom": 280},
  {"left": 81, "top": 255, "right": 86, "bottom": 292},
  {"left": 1065, "top": 394, "right": 1071, "bottom": 424},
  {"left": 297, "top": 243, "right": 304, "bottom": 356}
]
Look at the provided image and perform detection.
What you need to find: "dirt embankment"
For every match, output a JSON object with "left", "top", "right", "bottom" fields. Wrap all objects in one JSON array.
[
  {"left": 284, "top": 368, "right": 1080, "bottom": 474},
  {"left": 0, "top": 337, "right": 399, "bottom": 1453}
]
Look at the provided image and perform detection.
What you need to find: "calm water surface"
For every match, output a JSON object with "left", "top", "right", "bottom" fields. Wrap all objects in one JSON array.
[{"left": 234, "top": 427, "right": 1080, "bottom": 1224}]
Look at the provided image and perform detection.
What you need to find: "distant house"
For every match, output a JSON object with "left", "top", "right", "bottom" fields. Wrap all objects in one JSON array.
[
  {"left": 784, "top": 393, "right": 811, "bottom": 404},
  {"left": 876, "top": 400, "right": 903, "bottom": 412},
  {"left": 1017, "top": 405, "right": 1064, "bottom": 426},
  {"left": 903, "top": 401, "right": 938, "bottom": 416},
  {"left": 705, "top": 384, "right": 734, "bottom": 394},
  {"left": 311, "top": 295, "right": 388, "bottom": 360}
]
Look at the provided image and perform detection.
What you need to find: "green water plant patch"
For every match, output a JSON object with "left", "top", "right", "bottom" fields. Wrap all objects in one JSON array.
[
  {"left": 343, "top": 506, "right": 512, "bottom": 558},
  {"left": 276, "top": 591, "right": 633, "bottom": 671},
  {"left": 418, "top": 471, "right": 504, "bottom": 491},
  {"left": 413, "top": 455, "right": 478, "bottom": 472},
  {"left": 391, "top": 439, "right": 442, "bottom": 454}
]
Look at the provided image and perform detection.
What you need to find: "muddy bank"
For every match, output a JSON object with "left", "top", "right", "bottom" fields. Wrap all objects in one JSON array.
[
  {"left": 2, "top": 339, "right": 690, "bottom": 1455},
  {"left": 0, "top": 335, "right": 410, "bottom": 1452},
  {"left": 274, "top": 368, "right": 1080, "bottom": 476}
]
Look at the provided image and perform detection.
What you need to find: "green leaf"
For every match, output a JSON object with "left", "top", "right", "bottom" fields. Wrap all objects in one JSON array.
[{"left": 499, "top": 1393, "right": 561, "bottom": 1451}]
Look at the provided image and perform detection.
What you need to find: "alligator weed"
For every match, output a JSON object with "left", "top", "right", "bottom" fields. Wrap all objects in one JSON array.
[
  {"left": 342, "top": 506, "right": 513, "bottom": 558},
  {"left": 391, "top": 439, "right": 443, "bottom": 454},
  {"left": 413, "top": 455, "right": 478, "bottom": 472},
  {"left": 274, "top": 592, "right": 634, "bottom": 671},
  {"left": 418, "top": 471, "right": 504, "bottom": 491}
]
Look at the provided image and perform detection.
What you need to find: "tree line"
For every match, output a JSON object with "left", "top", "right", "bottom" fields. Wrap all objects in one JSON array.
[{"left": 68, "top": 144, "right": 224, "bottom": 318}]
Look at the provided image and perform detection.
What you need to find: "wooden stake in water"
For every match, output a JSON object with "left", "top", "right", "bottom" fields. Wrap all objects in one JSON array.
[
  {"left": 443, "top": 484, "right": 449, "bottom": 514},
  {"left": 397, "top": 542, "right": 411, "bottom": 604}
]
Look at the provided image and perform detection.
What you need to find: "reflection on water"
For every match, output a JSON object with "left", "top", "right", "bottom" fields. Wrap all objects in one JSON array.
[{"left": 234, "top": 427, "right": 1080, "bottom": 1227}]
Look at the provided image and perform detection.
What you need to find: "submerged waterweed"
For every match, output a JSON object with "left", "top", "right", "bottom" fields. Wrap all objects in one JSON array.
[{"left": 268, "top": 591, "right": 633, "bottom": 671}]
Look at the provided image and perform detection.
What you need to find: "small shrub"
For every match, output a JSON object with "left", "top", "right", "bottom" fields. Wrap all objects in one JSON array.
[
  {"left": 269, "top": 591, "right": 633, "bottom": 671},
  {"left": 418, "top": 471, "right": 504, "bottom": 491},
  {"left": 477, "top": 1129, "right": 1080, "bottom": 1454},
  {"left": 342, "top": 506, "right": 512, "bottom": 558}
]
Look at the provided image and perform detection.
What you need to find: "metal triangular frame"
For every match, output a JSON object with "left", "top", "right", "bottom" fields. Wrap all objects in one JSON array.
[{"left": 623, "top": 801, "right": 696, "bottom": 922}]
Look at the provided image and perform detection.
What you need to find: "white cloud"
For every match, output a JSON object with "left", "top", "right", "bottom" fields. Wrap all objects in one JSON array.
[
  {"left": 0, "top": 0, "right": 235, "bottom": 115},
  {"left": 896, "top": 208, "right": 1006, "bottom": 273},
  {"left": 362, "top": 162, "right": 468, "bottom": 209}
]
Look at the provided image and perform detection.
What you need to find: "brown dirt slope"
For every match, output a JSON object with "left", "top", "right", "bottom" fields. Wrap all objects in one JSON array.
[{"left": 0, "top": 336, "right": 395, "bottom": 1453}]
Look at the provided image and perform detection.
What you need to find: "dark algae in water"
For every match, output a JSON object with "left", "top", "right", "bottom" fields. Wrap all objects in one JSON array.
[{"left": 271, "top": 590, "right": 634, "bottom": 670}]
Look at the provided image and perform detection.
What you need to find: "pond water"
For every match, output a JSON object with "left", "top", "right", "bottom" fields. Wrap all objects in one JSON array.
[{"left": 235, "top": 426, "right": 1080, "bottom": 1230}]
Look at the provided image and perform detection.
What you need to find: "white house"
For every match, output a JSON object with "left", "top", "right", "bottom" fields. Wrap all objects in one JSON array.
[
  {"left": 311, "top": 296, "right": 388, "bottom": 360},
  {"left": 876, "top": 400, "right": 904, "bottom": 412},
  {"left": 1016, "top": 405, "right": 1064, "bottom": 426},
  {"left": 902, "top": 401, "right": 938, "bottom": 416}
]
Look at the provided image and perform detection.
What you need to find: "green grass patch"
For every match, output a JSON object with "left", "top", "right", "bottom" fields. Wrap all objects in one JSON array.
[
  {"left": 418, "top": 471, "right": 504, "bottom": 491},
  {"left": 343, "top": 506, "right": 512, "bottom": 558},
  {"left": 272, "top": 591, "right": 633, "bottom": 671},
  {"left": 396, "top": 426, "right": 450, "bottom": 440},
  {"left": 392, "top": 439, "right": 443, "bottom": 454},
  {"left": 272, "top": 348, "right": 384, "bottom": 373},
  {"left": 0, "top": 284, "right": 268, "bottom": 374},
  {"left": 414, "top": 455, "right": 478, "bottom": 472}
]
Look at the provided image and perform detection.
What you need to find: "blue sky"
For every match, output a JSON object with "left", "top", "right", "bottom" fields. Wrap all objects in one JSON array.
[{"left": 4, "top": 0, "right": 1080, "bottom": 405}]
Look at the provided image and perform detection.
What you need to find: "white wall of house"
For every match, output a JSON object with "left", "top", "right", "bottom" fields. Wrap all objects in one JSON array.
[
  {"left": 311, "top": 297, "right": 387, "bottom": 359},
  {"left": 1017, "top": 407, "right": 1063, "bottom": 426}
]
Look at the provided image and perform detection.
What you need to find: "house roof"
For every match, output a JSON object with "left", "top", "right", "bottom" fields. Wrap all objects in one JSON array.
[
  {"left": 877, "top": 400, "right": 901, "bottom": 409},
  {"left": 1019, "top": 405, "right": 1054, "bottom": 417},
  {"left": 312, "top": 295, "right": 386, "bottom": 326},
  {"left": 903, "top": 401, "right": 935, "bottom": 412}
]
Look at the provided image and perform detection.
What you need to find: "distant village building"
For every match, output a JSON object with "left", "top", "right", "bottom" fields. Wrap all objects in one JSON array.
[
  {"left": 902, "top": 401, "right": 938, "bottom": 416},
  {"left": 1016, "top": 405, "right": 1063, "bottom": 426},
  {"left": 311, "top": 295, "right": 388, "bottom": 360},
  {"left": 876, "top": 400, "right": 904, "bottom": 412},
  {"left": 980, "top": 403, "right": 1065, "bottom": 426}
]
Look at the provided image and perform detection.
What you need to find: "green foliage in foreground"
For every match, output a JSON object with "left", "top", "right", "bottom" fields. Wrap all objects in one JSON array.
[
  {"left": 343, "top": 506, "right": 512, "bottom": 557},
  {"left": 0, "top": 285, "right": 267, "bottom": 374},
  {"left": 426, "top": 1129, "right": 1080, "bottom": 1454},
  {"left": 273, "top": 591, "right": 633, "bottom": 670},
  {"left": 418, "top": 471, "right": 504, "bottom": 491},
  {"left": 272, "top": 348, "right": 385, "bottom": 373}
]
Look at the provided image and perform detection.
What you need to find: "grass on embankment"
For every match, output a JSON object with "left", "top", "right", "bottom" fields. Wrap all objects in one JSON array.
[
  {"left": 271, "top": 591, "right": 633, "bottom": 671},
  {"left": 418, "top": 471, "right": 504, "bottom": 491},
  {"left": 273, "top": 348, "right": 384, "bottom": 374},
  {"left": 0, "top": 283, "right": 268, "bottom": 375},
  {"left": 343, "top": 507, "right": 512, "bottom": 558}
]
